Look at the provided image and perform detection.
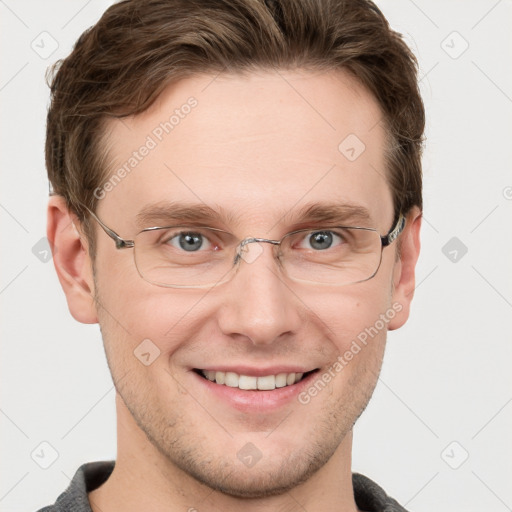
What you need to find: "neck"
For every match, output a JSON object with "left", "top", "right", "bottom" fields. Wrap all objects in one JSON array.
[{"left": 89, "top": 394, "right": 360, "bottom": 512}]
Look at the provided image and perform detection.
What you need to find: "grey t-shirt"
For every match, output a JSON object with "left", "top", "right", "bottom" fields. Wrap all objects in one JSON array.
[{"left": 36, "top": 461, "right": 409, "bottom": 512}]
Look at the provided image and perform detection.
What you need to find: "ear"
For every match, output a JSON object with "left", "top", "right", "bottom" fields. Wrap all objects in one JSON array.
[
  {"left": 388, "top": 207, "right": 422, "bottom": 330},
  {"left": 47, "top": 195, "right": 98, "bottom": 324}
]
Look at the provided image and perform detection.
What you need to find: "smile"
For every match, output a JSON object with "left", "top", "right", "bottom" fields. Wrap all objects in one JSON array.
[{"left": 194, "top": 369, "right": 317, "bottom": 390}]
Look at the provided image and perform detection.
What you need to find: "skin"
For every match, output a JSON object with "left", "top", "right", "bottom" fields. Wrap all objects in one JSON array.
[{"left": 48, "top": 69, "right": 421, "bottom": 512}]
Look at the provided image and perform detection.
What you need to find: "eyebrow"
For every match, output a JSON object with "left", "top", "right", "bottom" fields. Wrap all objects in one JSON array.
[
  {"left": 136, "top": 202, "right": 240, "bottom": 229},
  {"left": 285, "top": 202, "right": 372, "bottom": 228},
  {"left": 135, "top": 200, "right": 373, "bottom": 231}
]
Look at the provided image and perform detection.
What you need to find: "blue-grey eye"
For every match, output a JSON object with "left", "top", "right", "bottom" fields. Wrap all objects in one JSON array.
[
  {"left": 310, "top": 232, "right": 332, "bottom": 250},
  {"left": 179, "top": 233, "right": 203, "bottom": 251},
  {"left": 300, "top": 231, "right": 344, "bottom": 251},
  {"left": 166, "top": 231, "right": 212, "bottom": 252}
]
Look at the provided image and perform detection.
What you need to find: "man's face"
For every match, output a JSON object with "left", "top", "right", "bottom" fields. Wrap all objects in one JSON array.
[{"left": 91, "top": 70, "right": 404, "bottom": 497}]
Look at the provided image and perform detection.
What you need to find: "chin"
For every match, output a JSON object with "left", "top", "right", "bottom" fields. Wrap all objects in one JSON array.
[{"left": 177, "top": 447, "right": 331, "bottom": 499}]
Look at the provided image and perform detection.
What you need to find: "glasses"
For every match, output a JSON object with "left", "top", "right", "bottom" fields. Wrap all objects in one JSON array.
[{"left": 85, "top": 207, "right": 405, "bottom": 289}]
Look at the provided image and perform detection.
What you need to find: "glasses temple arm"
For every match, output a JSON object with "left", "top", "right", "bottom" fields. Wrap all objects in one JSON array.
[
  {"left": 381, "top": 214, "right": 406, "bottom": 247},
  {"left": 84, "top": 207, "right": 134, "bottom": 249}
]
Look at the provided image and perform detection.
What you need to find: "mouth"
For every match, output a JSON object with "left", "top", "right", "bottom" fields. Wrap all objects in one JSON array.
[{"left": 193, "top": 368, "right": 319, "bottom": 391}]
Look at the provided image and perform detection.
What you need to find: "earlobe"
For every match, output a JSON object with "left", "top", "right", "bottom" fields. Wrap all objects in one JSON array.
[
  {"left": 47, "top": 196, "right": 98, "bottom": 324},
  {"left": 388, "top": 207, "right": 422, "bottom": 331}
]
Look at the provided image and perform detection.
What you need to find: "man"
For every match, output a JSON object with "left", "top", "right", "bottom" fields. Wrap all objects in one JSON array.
[{"left": 41, "top": 0, "right": 423, "bottom": 510}]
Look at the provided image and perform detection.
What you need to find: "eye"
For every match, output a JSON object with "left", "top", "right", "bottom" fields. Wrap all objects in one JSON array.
[
  {"left": 299, "top": 230, "right": 346, "bottom": 251},
  {"left": 164, "top": 230, "right": 214, "bottom": 252}
]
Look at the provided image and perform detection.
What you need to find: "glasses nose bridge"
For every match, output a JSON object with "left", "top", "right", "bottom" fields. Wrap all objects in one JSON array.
[{"left": 233, "top": 236, "right": 281, "bottom": 266}]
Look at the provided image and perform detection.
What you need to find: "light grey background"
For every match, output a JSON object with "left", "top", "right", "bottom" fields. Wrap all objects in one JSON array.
[{"left": 1, "top": 1, "right": 511, "bottom": 510}]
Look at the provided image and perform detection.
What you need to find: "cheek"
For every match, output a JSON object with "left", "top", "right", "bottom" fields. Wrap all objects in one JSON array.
[
  {"left": 312, "top": 286, "right": 391, "bottom": 397},
  {"left": 304, "top": 278, "right": 393, "bottom": 354},
  {"left": 94, "top": 246, "right": 174, "bottom": 334},
  {"left": 94, "top": 261, "right": 211, "bottom": 372}
]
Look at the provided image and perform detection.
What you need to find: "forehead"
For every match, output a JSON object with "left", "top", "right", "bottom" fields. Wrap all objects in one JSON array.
[{"left": 100, "top": 69, "right": 393, "bottom": 232}]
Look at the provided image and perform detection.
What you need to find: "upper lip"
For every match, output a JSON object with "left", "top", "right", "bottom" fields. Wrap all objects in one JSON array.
[{"left": 193, "top": 366, "right": 317, "bottom": 377}]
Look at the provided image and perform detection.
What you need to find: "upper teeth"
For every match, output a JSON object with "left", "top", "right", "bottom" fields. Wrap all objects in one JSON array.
[{"left": 201, "top": 370, "right": 304, "bottom": 390}]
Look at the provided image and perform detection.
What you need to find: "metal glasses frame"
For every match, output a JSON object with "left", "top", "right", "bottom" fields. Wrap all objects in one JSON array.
[{"left": 84, "top": 206, "right": 406, "bottom": 287}]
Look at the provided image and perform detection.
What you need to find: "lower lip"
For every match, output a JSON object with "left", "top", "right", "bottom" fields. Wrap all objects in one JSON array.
[{"left": 192, "top": 371, "right": 318, "bottom": 412}]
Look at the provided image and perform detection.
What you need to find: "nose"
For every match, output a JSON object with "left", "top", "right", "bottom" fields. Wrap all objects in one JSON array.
[{"left": 216, "top": 240, "right": 302, "bottom": 346}]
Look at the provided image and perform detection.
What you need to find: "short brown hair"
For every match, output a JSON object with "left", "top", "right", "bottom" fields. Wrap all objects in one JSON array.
[{"left": 46, "top": 0, "right": 424, "bottom": 254}]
